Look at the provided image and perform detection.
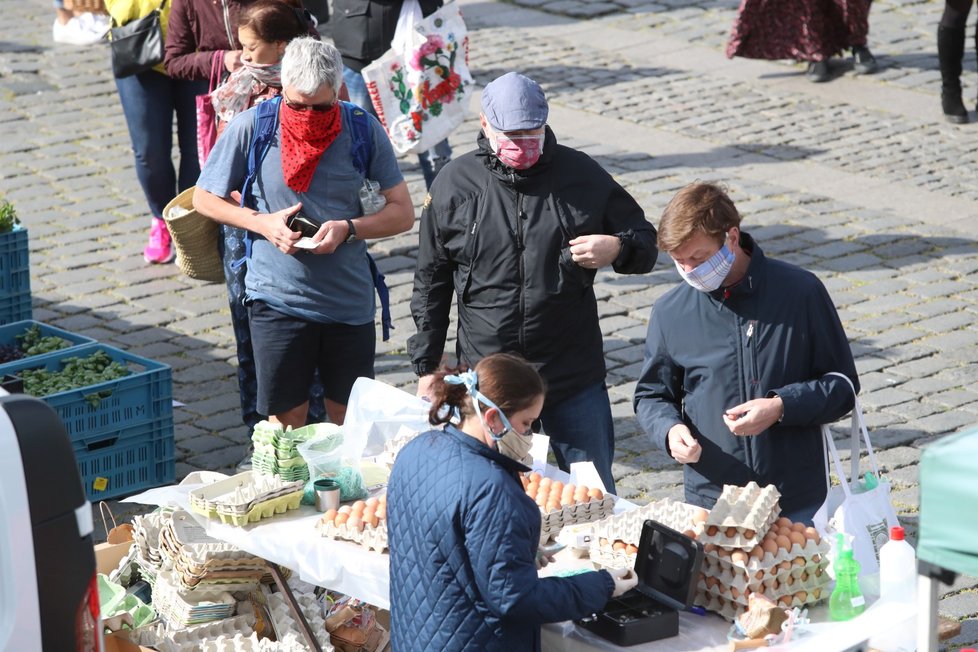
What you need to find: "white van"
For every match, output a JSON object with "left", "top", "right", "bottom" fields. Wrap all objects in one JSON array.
[{"left": 0, "top": 389, "right": 103, "bottom": 651}]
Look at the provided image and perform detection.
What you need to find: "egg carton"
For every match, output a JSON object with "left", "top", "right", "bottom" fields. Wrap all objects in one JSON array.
[
  {"left": 699, "top": 482, "right": 781, "bottom": 550},
  {"left": 125, "top": 615, "right": 258, "bottom": 652},
  {"left": 694, "top": 590, "right": 745, "bottom": 621},
  {"left": 199, "top": 632, "right": 312, "bottom": 652},
  {"left": 267, "top": 591, "right": 333, "bottom": 651},
  {"left": 539, "top": 495, "right": 616, "bottom": 544},
  {"left": 215, "top": 491, "right": 305, "bottom": 526},
  {"left": 696, "top": 571, "right": 829, "bottom": 613},
  {"left": 701, "top": 533, "right": 830, "bottom": 582},
  {"left": 698, "top": 557, "right": 830, "bottom": 606},
  {"left": 589, "top": 498, "right": 706, "bottom": 548},
  {"left": 700, "top": 553, "right": 829, "bottom": 595},
  {"left": 588, "top": 541, "right": 638, "bottom": 570},
  {"left": 152, "top": 571, "right": 237, "bottom": 628},
  {"left": 317, "top": 518, "right": 389, "bottom": 553},
  {"left": 189, "top": 473, "right": 304, "bottom": 518}
]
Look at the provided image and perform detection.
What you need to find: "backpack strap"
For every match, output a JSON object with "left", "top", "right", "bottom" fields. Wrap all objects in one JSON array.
[
  {"left": 340, "top": 101, "right": 394, "bottom": 342},
  {"left": 232, "top": 96, "right": 282, "bottom": 271}
]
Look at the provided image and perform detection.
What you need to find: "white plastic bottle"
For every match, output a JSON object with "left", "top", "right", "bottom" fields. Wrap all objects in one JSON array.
[{"left": 879, "top": 525, "right": 917, "bottom": 603}]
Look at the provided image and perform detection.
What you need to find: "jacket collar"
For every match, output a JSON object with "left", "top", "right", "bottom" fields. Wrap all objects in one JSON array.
[
  {"left": 477, "top": 126, "right": 557, "bottom": 189},
  {"left": 445, "top": 424, "right": 532, "bottom": 474},
  {"left": 707, "top": 232, "right": 764, "bottom": 301}
]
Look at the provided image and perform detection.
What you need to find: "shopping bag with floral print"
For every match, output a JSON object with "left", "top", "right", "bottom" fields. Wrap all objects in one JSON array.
[{"left": 362, "top": 0, "right": 473, "bottom": 155}]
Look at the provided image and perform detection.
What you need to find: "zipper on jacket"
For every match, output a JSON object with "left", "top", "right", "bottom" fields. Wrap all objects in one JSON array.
[
  {"left": 516, "top": 188, "right": 527, "bottom": 350},
  {"left": 221, "top": 0, "right": 235, "bottom": 49}
]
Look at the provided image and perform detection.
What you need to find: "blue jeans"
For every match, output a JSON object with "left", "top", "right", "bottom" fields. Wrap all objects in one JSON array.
[
  {"left": 114, "top": 70, "right": 206, "bottom": 217},
  {"left": 539, "top": 382, "right": 617, "bottom": 495},
  {"left": 342, "top": 67, "right": 451, "bottom": 189}
]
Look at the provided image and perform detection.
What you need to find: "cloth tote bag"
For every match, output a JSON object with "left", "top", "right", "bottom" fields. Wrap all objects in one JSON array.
[
  {"left": 196, "top": 51, "right": 224, "bottom": 168},
  {"left": 813, "top": 372, "right": 900, "bottom": 575},
  {"left": 362, "top": 0, "right": 473, "bottom": 155}
]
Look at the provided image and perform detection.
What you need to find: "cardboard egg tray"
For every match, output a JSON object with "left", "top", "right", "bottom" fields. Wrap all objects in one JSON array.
[
  {"left": 152, "top": 570, "right": 237, "bottom": 628},
  {"left": 267, "top": 591, "right": 334, "bottom": 651},
  {"left": 539, "top": 495, "right": 616, "bottom": 544},
  {"left": 698, "top": 557, "right": 830, "bottom": 604},
  {"left": 216, "top": 491, "right": 304, "bottom": 526},
  {"left": 200, "top": 632, "right": 313, "bottom": 652},
  {"left": 123, "top": 615, "right": 257, "bottom": 652},
  {"left": 702, "top": 535, "right": 831, "bottom": 586},
  {"left": 699, "top": 482, "right": 781, "bottom": 550},
  {"left": 317, "top": 518, "right": 389, "bottom": 553},
  {"left": 589, "top": 498, "right": 705, "bottom": 547},
  {"left": 589, "top": 543, "right": 638, "bottom": 570}
]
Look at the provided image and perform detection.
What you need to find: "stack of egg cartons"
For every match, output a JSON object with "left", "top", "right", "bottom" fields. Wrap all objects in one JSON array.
[
  {"left": 588, "top": 498, "right": 707, "bottom": 569},
  {"left": 694, "top": 482, "right": 831, "bottom": 620},
  {"left": 251, "top": 421, "right": 315, "bottom": 482}
]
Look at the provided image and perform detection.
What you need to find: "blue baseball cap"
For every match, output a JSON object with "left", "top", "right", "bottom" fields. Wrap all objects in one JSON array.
[{"left": 481, "top": 72, "right": 549, "bottom": 132}]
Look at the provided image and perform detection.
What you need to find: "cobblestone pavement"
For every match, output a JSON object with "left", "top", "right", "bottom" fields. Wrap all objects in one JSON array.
[{"left": 1, "top": 0, "right": 976, "bottom": 643}]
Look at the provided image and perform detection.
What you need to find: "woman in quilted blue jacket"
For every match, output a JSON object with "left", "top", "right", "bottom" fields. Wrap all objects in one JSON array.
[{"left": 387, "top": 353, "right": 637, "bottom": 651}]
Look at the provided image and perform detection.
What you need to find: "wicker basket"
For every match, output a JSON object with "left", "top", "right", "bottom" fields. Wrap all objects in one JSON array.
[
  {"left": 64, "top": 0, "right": 108, "bottom": 14},
  {"left": 162, "top": 187, "right": 225, "bottom": 283}
]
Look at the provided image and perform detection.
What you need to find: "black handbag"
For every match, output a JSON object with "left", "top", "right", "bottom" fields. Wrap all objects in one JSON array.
[{"left": 109, "top": 0, "right": 166, "bottom": 78}]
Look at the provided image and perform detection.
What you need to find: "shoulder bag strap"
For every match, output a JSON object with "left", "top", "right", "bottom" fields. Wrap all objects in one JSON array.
[{"left": 232, "top": 96, "right": 281, "bottom": 271}]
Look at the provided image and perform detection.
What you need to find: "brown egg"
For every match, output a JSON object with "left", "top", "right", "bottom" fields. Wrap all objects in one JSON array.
[
  {"left": 716, "top": 547, "right": 731, "bottom": 559},
  {"left": 767, "top": 579, "right": 779, "bottom": 593},
  {"left": 749, "top": 545, "right": 765, "bottom": 561},
  {"left": 334, "top": 512, "right": 349, "bottom": 526},
  {"left": 791, "top": 522, "right": 806, "bottom": 534},
  {"left": 725, "top": 527, "right": 739, "bottom": 538},
  {"left": 706, "top": 525, "right": 719, "bottom": 537},
  {"left": 376, "top": 504, "right": 386, "bottom": 520},
  {"left": 811, "top": 554, "right": 821, "bottom": 563},
  {"left": 743, "top": 529, "right": 756, "bottom": 540},
  {"left": 588, "top": 488, "right": 604, "bottom": 501},
  {"left": 775, "top": 535, "right": 791, "bottom": 551},
  {"left": 754, "top": 570, "right": 765, "bottom": 581},
  {"left": 322, "top": 509, "right": 338, "bottom": 523},
  {"left": 811, "top": 588, "right": 821, "bottom": 600},
  {"left": 625, "top": 544, "right": 639, "bottom": 555},
  {"left": 731, "top": 550, "right": 748, "bottom": 565},
  {"left": 364, "top": 512, "right": 379, "bottom": 528},
  {"left": 803, "top": 527, "right": 820, "bottom": 543},
  {"left": 778, "top": 595, "right": 791, "bottom": 607},
  {"left": 600, "top": 538, "right": 610, "bottom": 547},
  {"left": 762, "top": 539, "right": 778, "bottom": 556},
  {"left": 783, "top": 574, "right": 795, "bottom": 587},
  {"left": 528, "top": 472, "right": 542, "bottom": 484},
  {"left": 778, "top": 560, "right": 792, "bottom": 572},
  {"left": 559, "top": 498, "right": 575, "bottom": 509},
  {"left": 814, "top": 567, "right": 824, "bottom": 578},
  {"left": 347, "top": 515, "right": 363, "bottom": 531},
  {"left": 525, "top": 482, "right": 538, "bottom": 498},
  {"left": 776, "top": 517, "right": 792, "bottom": 529},
  {"left": 365, "top": 496, "right": 379, "bottom": 508},
  {"left": 788, "top": 532, "right": 806, "bottom": 549},
  {"left": 550, "top": 481, "right": 564, "bottom": 495},
  {"left": 562, "top": 483, "right": 576, "bottom": 497},
  {"left": 705, "top": 576, "right": 719, "bottom": 589},
  {"left": 351, "top": 500, "right": 366, "bottom": 514},
  {"left": 378, "top": 494, "right": 387, "bottom": 505},
  {"left": 792, "top": 556, "right": 806, "bottom": 567},
  {"left": 612, "top": 540, "right": 626, "bottom": 551},
  {"left": 704, "top": 543, "right": 717, "bottom": 554},
  {"left": 683, "top": 529, "right": 697, "bottom": 540},
  {"left": 338, "top": 505, "right": 352, "bottom": 515},
  {"left": 692, "top": 508, "right": 710, "bottom": 524},
  {"left": 730, "top": 587, "right": 741, "bottom": 600},
  {"left": 800, "top": 571, "right": 810, "bottom": 582},
  {"left": 778, "top": 526, "right": 794, "bottom": 539},
  {"left": 546, "top": 500, "right": 560, "bottom": 513},
  {"left": 538, "top": 477, "right": 552, "bottom": 489},
  {"left": 794, "top": 590, "right": 808, "bottom": 603}
]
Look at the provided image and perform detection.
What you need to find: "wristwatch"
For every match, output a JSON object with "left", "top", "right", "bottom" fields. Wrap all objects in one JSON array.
[{"left": 345, "top": 218, "right": 357, "bottom": 243}]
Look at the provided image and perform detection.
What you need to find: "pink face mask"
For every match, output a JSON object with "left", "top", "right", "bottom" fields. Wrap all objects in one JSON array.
[{"left": 489, "top": 132, "right": 545, "bottom": 170}]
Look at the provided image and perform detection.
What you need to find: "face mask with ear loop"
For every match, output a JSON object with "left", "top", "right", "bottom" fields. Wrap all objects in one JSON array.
[{"left": 444, "top": 370, "right": 535, "bottom": 465}]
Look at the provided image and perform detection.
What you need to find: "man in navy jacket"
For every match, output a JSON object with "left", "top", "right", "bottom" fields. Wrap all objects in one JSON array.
[{"left": 634, "top": 182, "right": 859, "bottom": 524}]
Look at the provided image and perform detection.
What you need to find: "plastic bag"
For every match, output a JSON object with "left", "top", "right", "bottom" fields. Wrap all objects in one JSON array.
[
  {"left": 296, "top": 425, "right": 344, "bottom": 479},
  {"left": 340, "top": 378, "right": 431, "bottom": 460}
]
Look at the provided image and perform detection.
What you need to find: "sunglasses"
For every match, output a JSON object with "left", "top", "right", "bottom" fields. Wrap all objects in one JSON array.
[{"left": 283, "top": 90, "right": 336, "bottom": 113}]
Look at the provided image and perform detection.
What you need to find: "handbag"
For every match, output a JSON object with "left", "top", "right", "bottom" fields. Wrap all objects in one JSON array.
[
  {"left": 162, "top": 187, "right": 225, "bottom": 283},
  {"left": 361, "top": 0, "right": 473, "bottom": 155},
  {"left": 109, "top": 0, "right": 167, "bottom": 79},
  {"left": 196, "top": 51, "right": 224, "bottom": 167},
  {"left": 813, "top": 372, "right": 900, "bottom": 575}
]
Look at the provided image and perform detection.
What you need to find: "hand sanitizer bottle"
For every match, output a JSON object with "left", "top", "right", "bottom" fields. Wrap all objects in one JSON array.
[{"left": 830, "top": 534, "right": 866, "bottom": 621}]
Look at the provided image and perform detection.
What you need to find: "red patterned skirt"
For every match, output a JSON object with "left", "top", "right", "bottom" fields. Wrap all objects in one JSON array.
[{"left": 726, "top": 0, "right": 871, "bottom": 62}]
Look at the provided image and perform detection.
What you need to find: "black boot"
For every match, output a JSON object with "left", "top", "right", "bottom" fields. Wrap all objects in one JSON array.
[{"left": 938, "top": 25, "right": 969, "bottom": 124}]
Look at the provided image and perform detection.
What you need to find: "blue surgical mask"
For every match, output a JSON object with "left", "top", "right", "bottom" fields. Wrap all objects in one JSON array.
[{"left": 675, "top": 244, "right": 735, "bottom": 292}]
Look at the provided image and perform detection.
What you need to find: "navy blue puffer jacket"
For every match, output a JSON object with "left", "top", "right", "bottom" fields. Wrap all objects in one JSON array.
[{"left": 388, "top": 426, "right": 614, "bottom": 651}]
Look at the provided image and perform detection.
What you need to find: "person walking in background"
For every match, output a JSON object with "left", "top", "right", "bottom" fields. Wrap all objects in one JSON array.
[
  {"left": 105, "top": 0, "right": 207, "bottom": 264},
  {"left": 194, "top": 38, "right": 414, "bottom": 430},
  {"left": 634, "top": 182, "right": 859, "bottom": 525},
  {"left": 332, "top": 0, "right": 451, "bottom": 189},
  {"left": 938, "top": 0, "right": 974, "bottom": 123},
  {"left": 388, "top": 353, "right": 637, "bottom": 651},
  {"left": 409, "top": 72, "right": 658, "bottom": 494},
  {"left": 727, "top": 0, "right": 878, "bottom": 83}
]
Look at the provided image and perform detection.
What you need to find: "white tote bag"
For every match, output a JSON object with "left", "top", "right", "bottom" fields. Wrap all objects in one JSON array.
[
  {"left": 362, "top": 0, "right": 473, "bottom": 155},
  {"left": 813, "top": 372, "right": 900, "bottom": 574}
]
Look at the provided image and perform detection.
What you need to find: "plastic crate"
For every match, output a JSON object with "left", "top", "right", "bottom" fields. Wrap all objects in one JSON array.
[
  {"left": 0, "top": 320, "right": 96, "bottom": 373},
  {"left": 0, "top": 291, "right": 31, "bottom": 326},
  {"left": 1, "top": 343, "right": 172, "bottom": 444},
  {"left": 0, "top": 227, "right": 31, "bottom": 296},
  {"left": 74, "top": 418, "right": 175, "bottom": 501}
]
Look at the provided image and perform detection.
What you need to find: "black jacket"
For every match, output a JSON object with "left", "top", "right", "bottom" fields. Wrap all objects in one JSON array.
[
  {"left": 633, "top": 235, "right": 859, "bottom": 512},
  {"left": 332, "top": 0, "right": 443, "bottom": 72},
  {"left": 409, "top": 129, "right": 658, "bottom": 405}
]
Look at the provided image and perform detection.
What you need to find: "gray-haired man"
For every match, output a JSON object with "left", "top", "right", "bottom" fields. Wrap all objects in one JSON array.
[{"left": 195, "top": 37, "right": 414, "bottom": 430}]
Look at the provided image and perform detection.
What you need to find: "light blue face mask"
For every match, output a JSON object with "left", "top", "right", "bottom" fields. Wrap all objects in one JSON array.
[
  {"left": 675, "top": 242, "right": 735, "bottom": 292},
  {"left": 444, "top": 370, "right": 535, "bottom": 463}
]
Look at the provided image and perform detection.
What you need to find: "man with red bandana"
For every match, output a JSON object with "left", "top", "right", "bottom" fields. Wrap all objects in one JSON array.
[
  {"left": 194, "top": 37, "right": 414, "bottom": 430},
  {"left": 408, "top": 72, "right": 658, "bottom": 494}
]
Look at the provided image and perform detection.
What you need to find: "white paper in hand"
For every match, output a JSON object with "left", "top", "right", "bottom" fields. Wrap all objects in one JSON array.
[{"left": 529, "top": 433, "right": 550, "bottom": 476}]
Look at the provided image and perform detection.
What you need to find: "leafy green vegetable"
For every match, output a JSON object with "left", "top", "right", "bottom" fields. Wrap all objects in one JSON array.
[
  {"left": 16, "top": 324, "right": 71, "bottom": 356},
  {"left": 20, "top": 350, "right": 131, "bottom": 407},
  {"left": 0, "top": 199, "right": 17, "bottom": 234}
]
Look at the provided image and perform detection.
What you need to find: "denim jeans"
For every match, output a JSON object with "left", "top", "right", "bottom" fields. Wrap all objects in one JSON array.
[
  {"left": 539, "top": 382, "right": 617, "bottom": 495},
  {"left": 342, "top": 66, "right": 451, "bottom": 190},
  {"left": 114, "top": 70, "right": 206, "bottom": 218}
]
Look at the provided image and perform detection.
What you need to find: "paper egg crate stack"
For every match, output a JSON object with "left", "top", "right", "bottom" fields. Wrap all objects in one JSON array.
[
  {"left": 158, "top": 509, "right": 271, "bottom": 592},
  {"left": 317, "top": 496, "right": 389, "bottom": 553},
  {"left": 189, "top": 472, "right": 305, "bottom": 526},
  {"left": 251, "top": 421, "right": 315, "bottom": 482},
  {"left": 265, "top": 590, "right": 334, "bottom": 651},
  {"left": 693, "top": 482, "right": 831, "bottom": 621},
  {"left": 152, "top": 570, "right": 238, "bottom": 628},
  {"left": 123, "top": 615, "right": 258, "bottom": 652},
  {"left": 133, "top": 509, "right": 170, "bottom": 587},
  {"left": 588, "top": 498, "right": 706, "bottom": 569},
  {"left": 521, "top": 473, "right": 615, "bottom": 544}
]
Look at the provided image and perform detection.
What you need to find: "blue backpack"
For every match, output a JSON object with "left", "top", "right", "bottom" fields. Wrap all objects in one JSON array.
[{"left": 237, "top": 96, "right": 392, "bottom": 341}]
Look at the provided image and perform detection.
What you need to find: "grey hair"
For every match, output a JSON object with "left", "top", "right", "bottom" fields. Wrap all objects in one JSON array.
[{"left": 281, "top": 37, "right": 343, "bottom": 96}]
